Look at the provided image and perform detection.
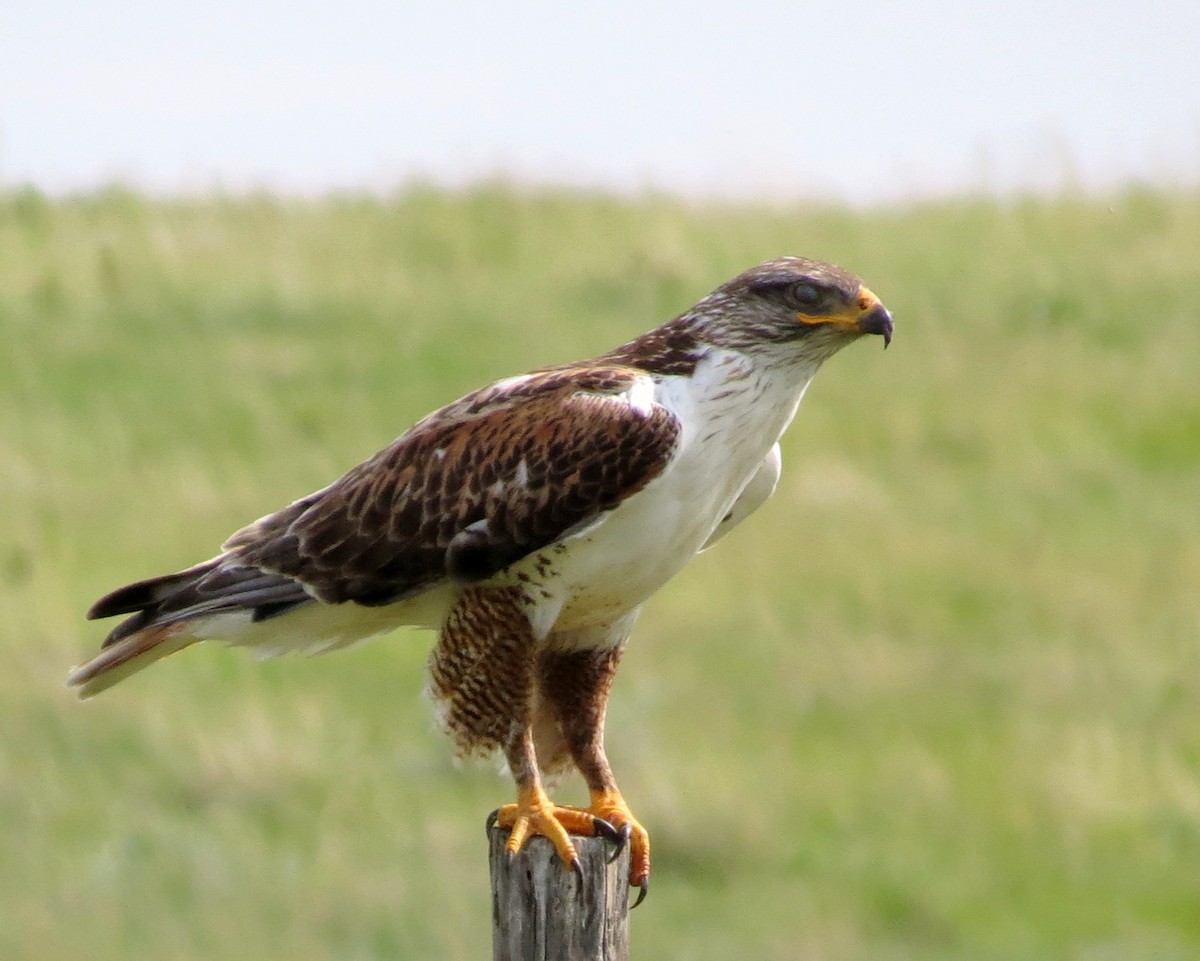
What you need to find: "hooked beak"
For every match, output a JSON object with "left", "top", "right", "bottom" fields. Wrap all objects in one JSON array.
[
  {"left": 858, "top": 303, "right": 893, "bottom": 348},
  {"left": 855, "top": 287, "right": 893, "bottom": 348}
]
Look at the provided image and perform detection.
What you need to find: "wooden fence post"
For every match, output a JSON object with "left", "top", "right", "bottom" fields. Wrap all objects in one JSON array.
[{"left": 489, "top": 822, "right": 631, "bottom": 960}]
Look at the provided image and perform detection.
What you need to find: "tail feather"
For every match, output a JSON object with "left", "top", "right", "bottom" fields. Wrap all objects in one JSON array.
[
  {"left": 74, "top": 557, "right": 315, "bottom": 696},
  {"left": 68, "top": 623, "right": 195, "bottom": 699},
  {"left": 87, "top": 560, "right": 220, "bottom": 622}
]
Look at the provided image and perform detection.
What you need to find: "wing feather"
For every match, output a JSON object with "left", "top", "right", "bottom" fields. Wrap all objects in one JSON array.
[{"left": 224, "top": 365, "right": 680, "bottom": 606}]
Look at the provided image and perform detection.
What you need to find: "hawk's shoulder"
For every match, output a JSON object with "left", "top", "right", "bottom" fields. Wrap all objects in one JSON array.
[{"left": 223, "top": 364, "right": 682, "bottom": 605}]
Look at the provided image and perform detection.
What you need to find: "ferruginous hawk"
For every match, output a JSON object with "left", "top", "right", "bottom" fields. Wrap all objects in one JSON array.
[{"left": 71, "top": 257, "right": 893, "bottom": 905}]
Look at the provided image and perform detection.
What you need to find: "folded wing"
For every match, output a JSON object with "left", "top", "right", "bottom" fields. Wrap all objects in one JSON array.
[{"left": 74, "top": 365, "right": 680, "bottom": 695}]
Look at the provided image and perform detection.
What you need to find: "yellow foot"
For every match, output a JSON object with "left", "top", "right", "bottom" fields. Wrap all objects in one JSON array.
[
  {"left": 581, "top": 790, "right": 651, "bottom": 906},
  {"left": 488, "top": 787, "right": 651, "bottom": 906},
  {"left": 488, "top": 786, "right": 617, "bottom": 877}
]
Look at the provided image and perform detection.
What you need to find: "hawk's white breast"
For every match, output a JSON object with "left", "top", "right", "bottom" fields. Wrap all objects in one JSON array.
[{"left": 511, "top": 348, "right": 819, "bottom": 635}]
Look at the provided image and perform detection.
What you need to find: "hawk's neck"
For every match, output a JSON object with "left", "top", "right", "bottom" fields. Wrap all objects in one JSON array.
[{"left": 599, "top": 319, "right": 705, "bottom": 377}]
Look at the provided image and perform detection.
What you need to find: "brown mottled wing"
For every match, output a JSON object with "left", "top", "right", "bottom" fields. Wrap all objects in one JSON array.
[{"left": 223, "top": 366, "right": 680, "bottom": 606}]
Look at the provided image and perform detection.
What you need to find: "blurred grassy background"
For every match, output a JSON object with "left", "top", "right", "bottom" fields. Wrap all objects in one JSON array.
[{"left": 2, "top": 183, "right": 1198, "bottom": 960}]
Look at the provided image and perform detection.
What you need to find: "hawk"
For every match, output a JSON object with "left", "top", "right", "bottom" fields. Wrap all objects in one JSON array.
[{"left": 71, "top": 257, "right": 893, "bottom": 904}]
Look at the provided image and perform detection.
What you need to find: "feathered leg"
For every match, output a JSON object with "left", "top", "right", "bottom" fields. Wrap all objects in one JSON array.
[
  {"left": 539, "top": 643, "right": 651, "bottom": 905},
  {"left": 428, "top": 587, "right": 615, "bottom": 871}
]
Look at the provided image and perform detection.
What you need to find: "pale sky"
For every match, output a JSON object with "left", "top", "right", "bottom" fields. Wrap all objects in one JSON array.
[{"left": 2, "top": 0, "right": 1197, "bottom": 203}]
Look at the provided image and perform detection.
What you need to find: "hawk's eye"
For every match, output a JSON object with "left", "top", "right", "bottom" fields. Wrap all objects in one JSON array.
[{"left": 790, "top": 281, "right": 825, "bottom": 311}]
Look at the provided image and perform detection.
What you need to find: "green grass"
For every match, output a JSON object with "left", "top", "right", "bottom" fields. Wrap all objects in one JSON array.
[{"left": 3, "top": 181, "right": 1199, "bottom": 960}]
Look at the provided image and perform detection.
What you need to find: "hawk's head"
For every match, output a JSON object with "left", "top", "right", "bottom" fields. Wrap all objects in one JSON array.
[{"left": 692, "top": 257, "right": 893, "bottom": 361}]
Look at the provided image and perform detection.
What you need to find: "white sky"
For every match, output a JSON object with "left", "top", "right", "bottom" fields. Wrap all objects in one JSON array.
[{"left": 2, "top": 0, "right": 1197, "bottom": 203}]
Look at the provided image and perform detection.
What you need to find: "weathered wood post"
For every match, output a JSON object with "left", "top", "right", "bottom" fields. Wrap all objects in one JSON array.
[{"left": 489, "top": 823, "right": 631, "bottom": 960}]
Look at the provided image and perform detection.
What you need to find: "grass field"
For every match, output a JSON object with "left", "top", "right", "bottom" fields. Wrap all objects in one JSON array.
[{"left": 2, "top": 182, "right": 1198, "bottom": 960}]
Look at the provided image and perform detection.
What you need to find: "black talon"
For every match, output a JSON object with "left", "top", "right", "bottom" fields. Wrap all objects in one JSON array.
[
  {"left": 630, "top": 878, "right": 649, "bottom": 909},
  {"left": 570, "top": 857, "right": 584, "bottom": 882},
  {"left": 592, "top": 816, "right": 621, "bottom": 842},
  {"left": 605, "top": 822, "right": 632, "bottom": 864},
  {"left": 485, "top": 809, "right": 500, "bottom": 838}
]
